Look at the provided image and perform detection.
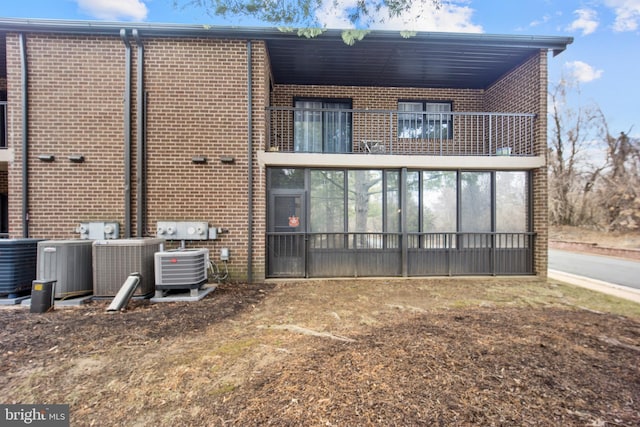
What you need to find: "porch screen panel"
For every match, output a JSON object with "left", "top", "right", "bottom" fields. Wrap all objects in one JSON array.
[
  {"left": 294, "top": 101, "right": 322, "bottom": 152},
  {"left": 460, "top": 172, "right": 491, "bottom": 247},
  {"left": 423, "top": 171, "right": 457, "bottom": 248},
  {"left": 496, "top": 171, "right": 529, "bottom": 250},
  {"left": 406, "top": 171, "right": 420, "bottom": 248},
  {"left": 496, "top": 172, "right": 528, "bottom": 232},
  {"left": 348, "top": 170, "right": 383, "bottom": 248},
  {"left": 496, "top": 171, "right": 531, "bottom": 273},
  {"left": 268, "top": 168, "right": 305, "bottom": 189},
  {"left": 310, "top": 170, "right": 345, "bottom": 233},
  {"left": 385, "top": 171, "right": 400, "bottom": 248}
]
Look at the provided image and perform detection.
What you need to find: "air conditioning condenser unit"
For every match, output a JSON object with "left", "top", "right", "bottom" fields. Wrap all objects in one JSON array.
[
  {"left": 154, "top": 248, "right": 209, "bottom": 291},
  {"left": 37, "top": 240, "right": 93, "bottom": 299},
  {"left": 93, "top": 238, "right": 163, "bottom": 297}
]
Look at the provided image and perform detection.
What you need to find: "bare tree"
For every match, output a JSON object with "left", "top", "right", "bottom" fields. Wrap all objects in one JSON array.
[
  {"left": 548, "top": 79, "right": 639, "bottom": 232},
  {"left": 547, "top": 80, "right": 605, "bottom": 227},
  {"left": 596, "top": 123, "right": 640, "bottom": 231}
]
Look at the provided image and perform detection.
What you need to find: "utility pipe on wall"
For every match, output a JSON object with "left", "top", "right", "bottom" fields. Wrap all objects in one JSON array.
[
  {"left": 120, "top": 29, "right": 132, "bottom": 238},
  {"left": 19, "top": 33, "right": 29, "bottom": 238},
  {"left": 132, "top": 29, "right": 145, "bottom": 237},
  {"left": 247, "top": 40, "right": 253, "bottom": 283}
]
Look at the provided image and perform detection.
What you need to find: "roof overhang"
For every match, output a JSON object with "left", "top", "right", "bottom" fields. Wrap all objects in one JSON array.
[
  {"left": 266, "top": 31, "right": 572, "bottom": 88},
  {"left": 0, "top": 18, "right": 573, "bottom": 89}
]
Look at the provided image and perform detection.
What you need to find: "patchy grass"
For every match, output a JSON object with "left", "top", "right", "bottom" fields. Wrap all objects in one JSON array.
[{"left": 549, "top": 278, "right": 640, "bottom": 318}]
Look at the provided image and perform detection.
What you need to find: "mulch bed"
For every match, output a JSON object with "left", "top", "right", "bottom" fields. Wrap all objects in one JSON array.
[
  {"left": 1, "top": 282, "right": 639, "bottom": 426},
  {"left": 221, "top": 308, "right": 640, "bottom": 426}
]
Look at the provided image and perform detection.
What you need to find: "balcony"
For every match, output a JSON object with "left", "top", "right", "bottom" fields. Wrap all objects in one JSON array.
[{"left": 266, "top": 107, "right": 537, "bottom": 157}]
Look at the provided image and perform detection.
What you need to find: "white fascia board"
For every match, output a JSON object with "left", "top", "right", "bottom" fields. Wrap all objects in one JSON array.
[{"left": 258, "top": 151, "right": 545, "bottom": 170}]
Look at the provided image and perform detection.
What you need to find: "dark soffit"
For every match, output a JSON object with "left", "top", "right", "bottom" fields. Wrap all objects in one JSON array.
[
  {"left": 0, "top": 18, "right": 573, "bottom": 89},
  {"left": 266, "top": 33, "right": 572, "bottom": 89}
]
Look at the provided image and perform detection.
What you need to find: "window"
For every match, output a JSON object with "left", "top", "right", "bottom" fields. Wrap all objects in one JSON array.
[
  {"left": 398, "top": 101, "right": 452, "bottom": 139},
  {"left": 0, "top": 91, "right": 7, "bottom": 149},
  {"left": 294, "top": 99, "right": 352, "bottom": 153}
]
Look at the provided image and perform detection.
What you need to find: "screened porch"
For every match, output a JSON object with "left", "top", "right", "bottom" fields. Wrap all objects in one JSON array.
[{"left": 266, "top": 168, "right": 534, "bottom": 279}]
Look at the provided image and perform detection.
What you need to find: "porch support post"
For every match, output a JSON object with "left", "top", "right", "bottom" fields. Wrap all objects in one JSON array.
[
  {"left": 401, "top": 167, "right": 408, "bottom": 277},
  {"left": 491, "top": 171, "right": 497, "bottom": 275}
]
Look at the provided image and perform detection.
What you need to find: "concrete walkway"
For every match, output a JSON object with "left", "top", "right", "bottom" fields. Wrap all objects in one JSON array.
[{"left": 548, "top": 269, "right": 640, "bottom": 304}]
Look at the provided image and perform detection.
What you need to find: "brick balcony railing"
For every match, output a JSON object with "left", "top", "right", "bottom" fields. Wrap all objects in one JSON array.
[{"left": 266, "top": 107, "right": 537, "bottom": 156}]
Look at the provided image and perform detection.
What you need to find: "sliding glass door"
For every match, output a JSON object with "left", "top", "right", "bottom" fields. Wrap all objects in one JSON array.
[{"left": 294, "top": 99, "right": 352, "bottom": 153}]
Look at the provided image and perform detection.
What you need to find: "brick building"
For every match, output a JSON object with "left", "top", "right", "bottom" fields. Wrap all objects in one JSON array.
[{"left": 0, "top": 18, "right": 572, "bottom": 282}]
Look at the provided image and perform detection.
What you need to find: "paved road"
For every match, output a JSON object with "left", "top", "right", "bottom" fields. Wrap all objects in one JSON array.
[{"left": 548, "top": 249, "right": 640, "bottom": 290}]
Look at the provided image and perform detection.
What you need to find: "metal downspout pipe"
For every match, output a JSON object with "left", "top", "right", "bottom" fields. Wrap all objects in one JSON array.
[
  {"left": 247, "top": 41, "right": 253, "bottom": 283},
  {"left": 132, "top": 29, "right": 145, "bottom": 237},
  {"left": 19, "top": 33, "right": 29, "bottom": 238},
  {"left": 120, "top": 29, "right": 132, "bottom": 238}
]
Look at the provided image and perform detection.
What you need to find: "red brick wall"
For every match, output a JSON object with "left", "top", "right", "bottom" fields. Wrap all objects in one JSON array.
[
  {"left": 142, "top": 37, "right": 268, "bottom": 281},
  {"left": 5, "top": 33, "right": 269, "bottom": 281},
  {"left": 485, "top": 51, "right": 548, "bottom": 276},
  {"left": 6, "top": 33, "right": 125, "bottom": 238},
  {"left": 252, "top": 41, "right": 269, "bottom": 281},
  {"left": 272, "top": 84, "right": 484, "bottom": 112}
]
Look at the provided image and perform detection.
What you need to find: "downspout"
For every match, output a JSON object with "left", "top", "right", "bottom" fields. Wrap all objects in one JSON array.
[
  {"left": 246, "top": 41, "right": 253, "bottom": 283},
  {"left": 19, "top": 33, "right": 29, "bottom": 238},
  {"left": 120, "top": 29, "right": 132, "bottom": 238},
  {"left": 132, "top": 29, "right": 145, "bottom": 237}
]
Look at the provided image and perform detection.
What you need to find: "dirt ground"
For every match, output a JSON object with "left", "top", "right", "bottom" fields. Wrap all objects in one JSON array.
[{"left": 1, "top": 277, "right": 639, "bottom": 426}]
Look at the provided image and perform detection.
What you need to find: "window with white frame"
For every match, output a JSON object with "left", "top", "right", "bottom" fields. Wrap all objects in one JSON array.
[{"left": 398, "top": 101, "right": 452, "bottom": 139}]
